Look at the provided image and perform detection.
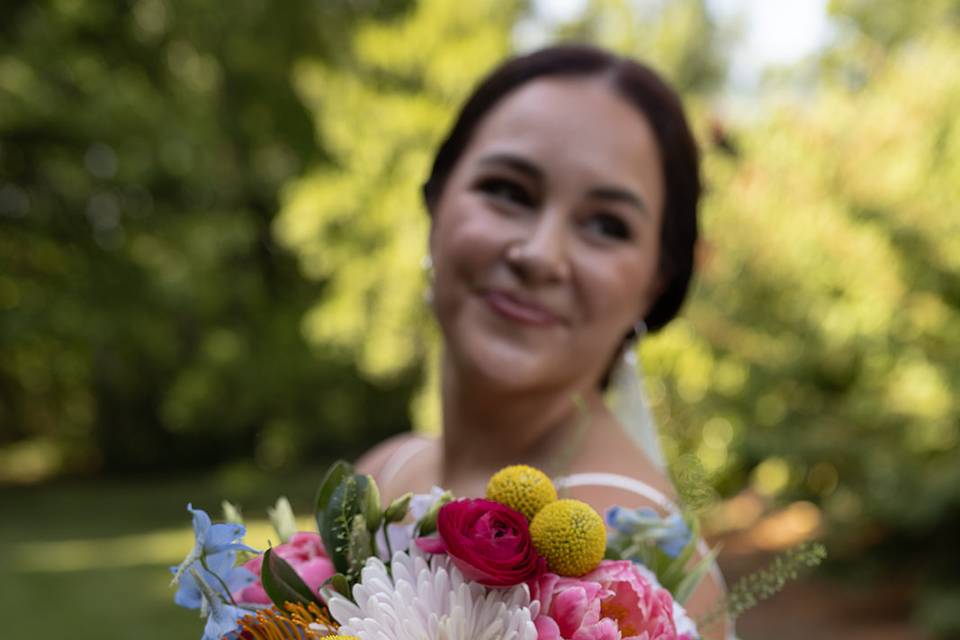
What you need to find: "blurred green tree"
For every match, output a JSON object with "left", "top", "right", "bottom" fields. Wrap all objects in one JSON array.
[
  {"left": 638, "top": 3, "right": 960, "bottom": 633},
  {"left": 274, "top": 0, "right": 528, "bottom": 430},
  {"left": 0, "top": 0, "right": 415, "bottom": 478},
  {"left": 552, "top": 0, "right": 729, "bottom": 93}
]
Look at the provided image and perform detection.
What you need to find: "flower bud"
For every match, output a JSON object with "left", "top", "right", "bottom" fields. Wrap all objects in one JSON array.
[
  {"left": 221, "top": 500, "right": 243, "bottom": 525},
  {"left": 267, "top": 496, "right": 297, "bottom": 543},
  {"left": 417, "top": 490, "right": 454, "bottom": 536},
  {"left": 363, "top": 475, "right": 383, "bottom": 533},
  {"left": 383, "top": 492, "right": 413, "bottom": 524}
]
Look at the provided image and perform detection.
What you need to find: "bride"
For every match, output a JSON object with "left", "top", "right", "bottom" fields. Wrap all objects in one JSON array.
[{"left": 358, "top": 44, "right": 730, "bottom": 637}]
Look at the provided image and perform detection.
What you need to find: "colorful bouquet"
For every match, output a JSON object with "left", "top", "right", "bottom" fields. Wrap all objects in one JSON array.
[{"left": 169, "top": 462, "right": 720, "bottom": 639}]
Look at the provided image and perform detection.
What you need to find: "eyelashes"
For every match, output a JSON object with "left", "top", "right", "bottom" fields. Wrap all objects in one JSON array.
[
  {"left": 585, "top": 213, "right": 632, "bottom": 240},
  {"left": 475, "top": 176, "right": 535, "bottom": 207},
  {"left": 473, "top": 175, "right": 635, "bottom": 242}
]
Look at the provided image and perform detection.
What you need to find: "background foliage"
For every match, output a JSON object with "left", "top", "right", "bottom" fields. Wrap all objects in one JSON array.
[
  {"left": 0, "top": 0, "right": 415, "bottom": 480},
  {"left": 1, "top": 0, "right": 958, "bottom": 636}
]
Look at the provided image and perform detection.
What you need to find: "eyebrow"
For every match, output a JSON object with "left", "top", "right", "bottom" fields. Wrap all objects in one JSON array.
[
  {"left": 477, "top": 152, "right": 649, "bottom": 218},
  {"left": 587, "top": 186, "right": 649, "bottom": 218},
  {"left": 478, "top": 153, "right": 543, "bottom": 181}
]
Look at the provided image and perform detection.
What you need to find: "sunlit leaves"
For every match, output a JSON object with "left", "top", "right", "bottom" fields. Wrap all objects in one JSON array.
[
  {"left": 646, "top": 19, "right": 960, "bottom": 545},
  {"left": 276, "top": 0, "right": 523, "bottom": 385}
]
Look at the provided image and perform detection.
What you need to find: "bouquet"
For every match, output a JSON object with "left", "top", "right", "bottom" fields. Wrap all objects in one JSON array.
[{"left": 168, "top": 462, "right": 728, "bottom": 639}]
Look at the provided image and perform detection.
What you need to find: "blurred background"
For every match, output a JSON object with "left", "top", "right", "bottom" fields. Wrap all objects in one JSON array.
[{"left": 1, "top": 0, "right": 958, "bottom": 638}]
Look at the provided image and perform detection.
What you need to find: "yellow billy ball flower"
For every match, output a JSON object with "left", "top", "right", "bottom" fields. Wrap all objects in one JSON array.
[
  {"left": 324, "top": 637, "right": 360, "bottom": 639},
  {"left": 486, "top": 464, "right": 558, "bottom": 520},
  {"left": 530, "top": 499, "right": 606, "bottom": 577}
]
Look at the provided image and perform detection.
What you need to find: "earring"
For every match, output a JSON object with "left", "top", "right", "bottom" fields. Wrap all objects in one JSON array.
[
  {"left": 632, "top": 319, "right": 648, "bottom": 342},
  {"left": 422, "top": 254, "right": 434, "bottom": 305}
]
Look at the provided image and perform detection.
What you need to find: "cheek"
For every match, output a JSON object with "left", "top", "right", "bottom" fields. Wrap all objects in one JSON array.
[
  {"left": 575, "top": 256, "right": 653, "bottom": 332},
  {"left": 433, "top": 194, "right": 514, "bottom": 271},
  {"left": 431, "top": 201, "right": 501, "bottom": 304}
]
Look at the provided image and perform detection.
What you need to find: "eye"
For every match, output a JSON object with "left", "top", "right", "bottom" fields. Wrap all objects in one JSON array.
[
  {"left": 475, "top": 177, "right": 534, "bottom": 207},
  {"left": 585, "top": 212, "right": 632, "bottom": 241}
]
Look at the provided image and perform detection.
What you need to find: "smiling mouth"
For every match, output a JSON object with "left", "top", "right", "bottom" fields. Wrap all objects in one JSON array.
[{"left": 482, "top": 290, "right": 562, "bottom": 327}]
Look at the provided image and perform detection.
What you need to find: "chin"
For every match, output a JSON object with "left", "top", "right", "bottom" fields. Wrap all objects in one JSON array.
[{"left": 446, "top": 330, "right": 571, "bottom": 394}]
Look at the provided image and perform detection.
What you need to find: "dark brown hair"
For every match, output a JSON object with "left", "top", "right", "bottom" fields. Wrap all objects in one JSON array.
[{"left": 423, "top": 44, "right": 700, "bottom": 334}]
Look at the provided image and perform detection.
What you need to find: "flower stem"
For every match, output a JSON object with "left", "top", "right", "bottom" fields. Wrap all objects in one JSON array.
[
  {"left": 384, "top": 524, "right": 395, "bottom": 560},
  {"left": 200, "top": 554, "right": 241, "bottom": 608}
]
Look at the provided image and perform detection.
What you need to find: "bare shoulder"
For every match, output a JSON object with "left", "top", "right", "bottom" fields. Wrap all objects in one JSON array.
[
  {"left": 568, "top": 420, "right": 678, "bottom": 508},
  {"left": 355, "top": 432, "right": 424, "bottom": 479}
]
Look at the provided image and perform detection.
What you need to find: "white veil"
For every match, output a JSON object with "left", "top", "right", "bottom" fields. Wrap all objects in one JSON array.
[{"left": 606, "top": 341, "right": 667, "bottom": 471}]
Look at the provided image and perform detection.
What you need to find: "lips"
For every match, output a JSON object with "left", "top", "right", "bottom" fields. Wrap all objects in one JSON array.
[{"left": 482, "top": 289, "right": 563, "bottom": 327}]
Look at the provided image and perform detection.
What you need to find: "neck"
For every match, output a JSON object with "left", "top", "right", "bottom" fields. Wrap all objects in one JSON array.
[{"left": 439, "top": 351, "right": 608, "bottom": 486}]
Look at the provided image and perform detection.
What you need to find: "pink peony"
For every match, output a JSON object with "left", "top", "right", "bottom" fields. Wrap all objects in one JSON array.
[
  {"left": 533, "top": 560, "right": 685, "bottom": 640},
  {"left": 532, "top": 572, "right": 619, "bottom": 640},
  {"left": 416, "top": 498, "right": 545, "bottom": 587},
  {"left": 584, "top": 560, "right": 680, "bottom": 640},
  {"left": 233, "top": 532, "right": 335, "bottom": 605}
]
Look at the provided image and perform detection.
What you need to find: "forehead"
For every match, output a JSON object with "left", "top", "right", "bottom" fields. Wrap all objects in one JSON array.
[{"left": 461, "top": 77, "right": 663, "bottom": 194}]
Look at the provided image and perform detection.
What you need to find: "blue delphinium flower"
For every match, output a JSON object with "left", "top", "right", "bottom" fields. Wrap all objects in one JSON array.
[
  {"left": 606, "top": 505, "right": 692, "bottom": 558},
  {"left": 170, "top": 504, "right": 260, "bottom": 640},
  {"left": 183, "top": 566, "right": 251, "bottom": 640},
  {"left": 171, "top": 504, "right": 258, "bottom": 586},
  {"left": 171, "top": 548, "right": 254, "bottom": 610},
  {"left": 202, "top": 601, "right": 248, "bottom": 640},
  {"left": 656, "top": 512, "right": 692, "bottom": 557}
]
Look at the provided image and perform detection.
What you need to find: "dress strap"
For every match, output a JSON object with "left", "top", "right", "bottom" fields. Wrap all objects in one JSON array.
[{"left": 554, "top": 472, "right": 679, "bottom": 513}]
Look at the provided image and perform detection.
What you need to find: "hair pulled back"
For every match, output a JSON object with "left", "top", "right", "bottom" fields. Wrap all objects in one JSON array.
[{"left": 423, "top": 44, "right": 701, "bottom": 334}]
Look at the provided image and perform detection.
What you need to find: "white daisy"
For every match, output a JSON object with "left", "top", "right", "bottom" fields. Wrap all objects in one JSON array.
[{"left": 327, "top": 547, "right": 539, "bottom": 640}]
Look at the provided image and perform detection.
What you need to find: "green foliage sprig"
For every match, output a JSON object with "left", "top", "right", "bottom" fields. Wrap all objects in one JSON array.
[
  {"left": 671, "top": 454, "right": 719, "bottom": 514},
  {"left": 701, "top": 542, "right": 827, "bottom": 629}
]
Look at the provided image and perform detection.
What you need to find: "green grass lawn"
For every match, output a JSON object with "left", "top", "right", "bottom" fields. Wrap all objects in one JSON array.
[{"left": 0, "top": 464, "right": 331, "bottom": 640}]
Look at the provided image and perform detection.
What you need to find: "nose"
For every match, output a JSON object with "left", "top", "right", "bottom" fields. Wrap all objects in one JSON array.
[{"left": 505, "top": 209, "right": 571, "bottom": 284}]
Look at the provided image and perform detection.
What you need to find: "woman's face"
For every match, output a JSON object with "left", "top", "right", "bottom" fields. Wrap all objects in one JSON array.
[{"left": 430, "top": 76, "right": 665, "bottom": 394}]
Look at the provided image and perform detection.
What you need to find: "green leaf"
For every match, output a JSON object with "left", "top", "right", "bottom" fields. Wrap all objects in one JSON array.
[
  {"left": 315, "top": 460, "right": 353, "bottom": 535},
  {"left": 261, "top": 547, "right": 324, "bottom": 609},
  {"left": 658, "top": 513, "right": 701, "bottom": 589},
  {"left": 322, "top": 473, "right": 370, "bottom": 574},
  {"left": 329, "top": 573, "right": 352, "bottom": 600},
  {"left": 673, "top": 544, "right": 722, "bottom": 605},
  {"left": 347, "top": 513, "right": 374, "bottom": 573}
]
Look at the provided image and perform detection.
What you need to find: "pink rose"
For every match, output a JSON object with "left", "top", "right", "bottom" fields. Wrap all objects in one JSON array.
[
  {"left": 233, "top": 532, "right": 335, "bottom": 605},
  {"left": 416, "top": 498, "right": 545, "bottom": 587},
  {"left": 583, "top": 560, "right": 679, "bottom": 640}
]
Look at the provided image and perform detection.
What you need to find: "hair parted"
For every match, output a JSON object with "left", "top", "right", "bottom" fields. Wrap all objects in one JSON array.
[{"left": 422, "top": 44, "right": 701, "bottom": 334}]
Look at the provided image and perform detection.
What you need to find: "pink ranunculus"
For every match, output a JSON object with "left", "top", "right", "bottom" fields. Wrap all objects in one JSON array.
[
  {"left": 233, "top": 532, "right": 335, "bottom": 605},
  {"left": 583, "top": 560, "right": 679, "bottom": 640},
  {"left": 415, "top": 498, "right": 545, "bottom": 587}
]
